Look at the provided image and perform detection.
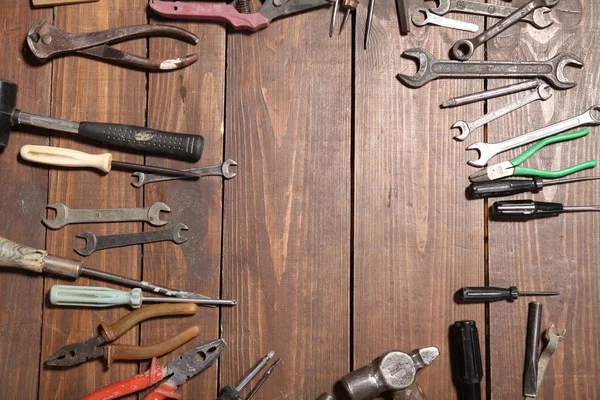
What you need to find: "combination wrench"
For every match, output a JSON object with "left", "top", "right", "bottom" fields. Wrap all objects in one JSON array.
[
  {"left": 529, "top": 324, "right": 566, "bottom": 399},
  {"left": 467, "top": 105, "right": 600, "bottom": 167},
  {"left": 412, "top": 8, "right": 479, "bottom": 32},
  {"left": 453, "top": 84, "right": 553, "bottom": 141},
  {"left": 75, "top": 223, "right": 188, "bottom": 256},
  {"left": 132, "top": 159, "right": 237, "bottom": 188},
  {"left": 450, "top": 0, "right": 560, "bottom": 61},
  {"left": 397, "top": 49, "right": 583, "bottom": 90},
  {"left": 43, "top": 202, "right": 170, "bottom": 230},
  {"left": 429, "top": 0, "right": 553, "bottom": 29}
]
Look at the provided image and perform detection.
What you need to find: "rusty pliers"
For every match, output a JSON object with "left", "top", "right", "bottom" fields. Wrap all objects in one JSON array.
[{"left": 27, "top": 20, "right": 200, "bottom": 71}]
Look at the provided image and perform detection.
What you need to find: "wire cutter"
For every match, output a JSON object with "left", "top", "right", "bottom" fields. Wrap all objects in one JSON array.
[
  {"left": 27, "top": 20, "right": 200, "bottom": 71},
  {"left": 81, "top": 339, "right": 226, "bottom": 400},
  {"left": 46, "top": 303, "right": 201, "bottom": 369},
  {"left": 148, "top": 0, "right": 331, "bottom": 32},
  {"left": 469, "top": 129, "right": 597, "bottom": 183}
]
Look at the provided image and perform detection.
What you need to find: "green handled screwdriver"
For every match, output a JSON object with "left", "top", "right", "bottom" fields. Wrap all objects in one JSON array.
[
  {"left": 49, "top": 285, "right": 237, "bottom": 308},
  {"left": 491, "top": 200, "right": 600, "bottom": 220},
  {"left": 457, "top": 286, "right": 559, "bottom": 303}
]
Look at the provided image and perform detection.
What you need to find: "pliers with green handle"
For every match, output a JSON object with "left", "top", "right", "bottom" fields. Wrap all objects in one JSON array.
[{"left": 469, "top": 129, "right": 597, "bottom": 183}]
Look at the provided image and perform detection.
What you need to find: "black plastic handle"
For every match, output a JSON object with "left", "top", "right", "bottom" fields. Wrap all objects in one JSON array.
[
  {"left": 457, "top": 286, "right": 518, "bottom": 303},
  {"left": 78, "top": 122, "right": 203, "bottom": 162},
  {"left": 490, "top": 200, "right": 564, "bottom": 220},
  {"left": 468, "top": 178, "right": 544, "bottom": 199},
  {"left": 451, "top": 320, "right": 482, "bottom": 400}
]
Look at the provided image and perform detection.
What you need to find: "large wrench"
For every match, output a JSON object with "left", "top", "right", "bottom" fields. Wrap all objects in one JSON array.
[
  {"left": 450, "top": 0, "right": 560, "bottom": 61},
  {"left": 75, "top": 223, "right": 188, "bottom": 256},
  {"left": 467, "top": 105, "right": 600, "bottom": 167},
  {"left": 429, "top": 0, "right": 553, "bottom": 29},
  {"left": 453, "top": 84, "right": 553, "bottom": 141},
  {"left": 131, "top": 159, "right": 237, "bottom": 188},
  {"left": 43, "top": 202, "right": 170, "bottom": 230},
  {"left": 397, "top": 49, "right": 583, "bottom": 90}
]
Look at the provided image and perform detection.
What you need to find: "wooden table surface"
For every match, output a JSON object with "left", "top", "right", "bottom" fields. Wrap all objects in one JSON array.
[{"left": 0, "top": 0, "right": 598, "bottom": 398}]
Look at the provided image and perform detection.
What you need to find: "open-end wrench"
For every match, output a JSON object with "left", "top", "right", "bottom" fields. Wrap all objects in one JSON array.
[
  {"left": 75, "top": 223, "right": 188, "bottom": 256},
  {"left": 453, "top": 84, "right": 553, "bottom": 141},
  {"left": 529, "top": 324, "right": 566, "bottom": 399},
  {"left": 43, "top": 202, "right": 170, "bottom": 230},
  {"left": 429, "top": 0, "right": 553, "bottom": 29},
  {"left": 131, "top": 159, "right": 237, "bottom": 188},
  {"left": 412, "top": 8, "right": 479, "bottom": 32},
  {"left": 450, "top": 0, "right": 560, "bottom": 61},
  {"left": 397, "top": 49, "right": 583, "bottom": 90},
  {"left": 467, "top": 105, "right": 600, "bottom": 167}
]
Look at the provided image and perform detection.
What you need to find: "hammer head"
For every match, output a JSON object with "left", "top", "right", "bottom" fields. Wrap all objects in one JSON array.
[{"left": 0, "top": 79, "right": 18, "bottom": 148}]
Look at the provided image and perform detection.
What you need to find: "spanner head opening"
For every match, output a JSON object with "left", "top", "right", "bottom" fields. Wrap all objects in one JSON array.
[
  {"left": 171, "top": 223, "right": 189, "bottom": 244},
  {"left": 429, "top": 0, "right": 450, "bottom": 15},
  {"left": 42, "top": 203, "right": 69, "bottom": 230},
  {"left": 547, "top": 53, "right": 584, "bottom": 90},
  {"left": 532, "top": 7, "right": 553, "bottom": 29},
  {"left": 411, "top": 8, "right": 430, "bottom": 27},
  {"left": 131, "top": 172, "right": 145, "bottom": 188},
  {"left": 589, "top": 105, "right": 600, "bottom": 123},
  {"left": 222, "top": 159, "right": 238, "bottom": 179},
  {"left": 467, "top": 142, "right": 491, "bottom": 168},
  {"left": 74, "top": 232, "right": 97, "bottom": 257},
  {"left": 451, "top": 39, "right": 475, "bottom": 61},
  {"left": 397, "top": 48, "right": 436, "bottom": 88},
  {"left": 452, "top": 121, "right": 471, "bottom": 141},
  {"left": 147, "top": 202, "right": 170, "bottom": 226}
]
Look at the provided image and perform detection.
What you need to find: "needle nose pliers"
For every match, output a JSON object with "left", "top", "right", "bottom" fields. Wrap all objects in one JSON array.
[
  {"left": 46, "top": 303, "right": 201, "bottom": 368},
  {"left": 148, "top": 0, "right": 331, "bottom": 32},
  {"left": 469, "top": 129, "right": 597, "bottom": 183},
  {"left": 81, "top": 339, "right": 226, "bottom": 400}
]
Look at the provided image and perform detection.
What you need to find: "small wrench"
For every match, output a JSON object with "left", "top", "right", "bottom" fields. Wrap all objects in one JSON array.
[
  {"left": 529, "top": 324, "right": 566, "bottom": 399},
  {"left": 467, "top": 105, "right": 600, "bottom": 167},
  {"left": 43, "top": 202, "right": 170, "bottom": 230},
  {"left": 450, "top": 0, "right": 560, "bottom": 61},
  {"left": 75, "top": 223, "right": 188, "bottom": 256},
  {"left": 132, "top": 159, "right": 237, "bottom": 188},
  {"left": 412, "top": 8, "right": 479, "bottom": 32},
  {"left": 429, "top": 0, "right": 553, "bottom": 29},
  {"left": 453, "top": 84, "right": 553, "bottom": 141},
  {"left": 442, "top": 79, "right": 543, "bottom": 108},
  {"left": 397, "top": 49, "right": 583, "bottom": 90}
]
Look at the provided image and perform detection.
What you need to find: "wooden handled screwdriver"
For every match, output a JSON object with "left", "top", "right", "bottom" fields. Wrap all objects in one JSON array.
[{"left": 21, "top": 145, "right": 200, "bottom": 178}]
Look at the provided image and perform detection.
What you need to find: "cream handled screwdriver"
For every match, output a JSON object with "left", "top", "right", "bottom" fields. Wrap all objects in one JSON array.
[{"left": 21, "top": 145, "right": 200, "bottom": 178}]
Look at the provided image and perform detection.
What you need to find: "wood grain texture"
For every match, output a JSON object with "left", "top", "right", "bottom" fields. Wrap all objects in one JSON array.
[
  {"left": 0, "top": 2, "right": 51, "bottom": 399},
  {"left": 487, "top": 1, "right": 597, "bottom": 399},
  {"left": 353, "top": 0, "right": 486, "bottom": 398},
  {"left": 143, "top": 15, "right": 226, "bottom": 399},
  {"left": 38, "top": 1, "right": 147, "bottom": 399},
  {"left": 222, "top": 7, "right": 352, "bottom": 398}
]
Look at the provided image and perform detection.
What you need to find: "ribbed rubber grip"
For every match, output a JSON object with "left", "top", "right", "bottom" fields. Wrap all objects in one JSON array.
[{"left": 78, "top": 122, "right": 203, "bottom": 162}]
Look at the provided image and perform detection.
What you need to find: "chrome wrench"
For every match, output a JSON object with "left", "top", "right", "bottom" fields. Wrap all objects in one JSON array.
[
  {"left": 429, "top": 0, "right": 553, "bottom": 29},
  {"left": 467, "top": 105, "right": 600, "bottom": 167},
  {"left": 450, "top": 0, "right": 560, "bottom": 61},
  {"left": 442, "top": 79, "right": 543, "bottom": 108},
  {"left": 131, "top": 159, "right": 237, "bottom": 188},
  {"left": 412, "top": 8, "right": 479, "bottom": 32},
  {"left": 453, "top": 84, "right": 553, "bottom": 141}
]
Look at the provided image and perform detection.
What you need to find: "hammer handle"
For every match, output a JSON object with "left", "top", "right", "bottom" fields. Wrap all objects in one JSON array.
[{"left": 78, "top": 122, "right": 203, "bottom": 162}]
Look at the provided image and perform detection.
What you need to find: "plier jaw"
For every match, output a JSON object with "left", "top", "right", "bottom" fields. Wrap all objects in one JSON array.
[{"left": 469, "top": 161, "right": 515, "bottom": 183}]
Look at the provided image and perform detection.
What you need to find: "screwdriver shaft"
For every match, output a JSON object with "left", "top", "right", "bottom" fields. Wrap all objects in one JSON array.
[
  {"left": 519, "top": 291, "right": 560, "bottom": 297},
  {"left": 364, "top": 0, "right": 374, "bottom": 49},
  {"left": 246, "top": 358, "right": 281, "bottom": 400},
  {"left": 234, "top": 351, "right": 275, "bottom": 391},
  {"left": 112, "top": 161, "right": 200, "bottom": 178},
  {"left": 143, "top": 296, "right": 237, "bottom": 306}
]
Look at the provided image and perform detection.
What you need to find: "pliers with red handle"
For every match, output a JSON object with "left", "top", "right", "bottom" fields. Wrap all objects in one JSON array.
[
  {"left": 81, "top": 338, "right": 226, "bottom": 400},
  {"left": 148, "top": 0, "right": 331, "bottom": 32}
]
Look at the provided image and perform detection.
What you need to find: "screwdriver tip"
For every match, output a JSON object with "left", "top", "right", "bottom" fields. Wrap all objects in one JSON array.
[{"left": 267, "top": 350, "right": 275, "bottom": 359}]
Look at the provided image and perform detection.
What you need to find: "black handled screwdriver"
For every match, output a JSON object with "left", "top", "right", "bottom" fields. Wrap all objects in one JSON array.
[
  {"left": 457, "top": 286, "right": 559, "bottom": 303},
  {"left": 467, "top": 176, "right": 600, "bottom": 199},
  {"left": 451, "top": 320, "right": 482, "bottom": 400},
  {"left": 491, "top": 200, "right": 600, "bottom": 220}
]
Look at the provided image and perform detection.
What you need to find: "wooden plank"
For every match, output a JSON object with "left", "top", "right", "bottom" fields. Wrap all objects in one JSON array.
[
  {"left": 0, "top": 2, "right": 52, "bottom": 399},
  {"left": 487, "top": 1, "right": 598, "bottom": 398},
  {"left": 39, "top": 2, "right": 147, "bottom": 399},
  {"left": 353, "top": 0, "right": 486, "bottom": 397},
  {"left": 222, "top": 7, "right": 352, "bottom": 398},
  {"left": 142, "top": 18, "right": 226, "bottom": 399}
]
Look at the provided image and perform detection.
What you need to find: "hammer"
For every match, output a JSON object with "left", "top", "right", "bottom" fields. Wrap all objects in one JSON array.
[{"left": 0, "top": 79, "right": 203, "bottom": 162}]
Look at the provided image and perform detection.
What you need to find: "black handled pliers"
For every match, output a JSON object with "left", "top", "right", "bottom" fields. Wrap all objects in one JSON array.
[{"left": 27, "top": 20, "right": 200, "bottom": 71}]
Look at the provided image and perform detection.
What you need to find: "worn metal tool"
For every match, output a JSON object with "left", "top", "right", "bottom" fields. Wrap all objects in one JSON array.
[
  {"left": 341, "top": 347, "right": 439, "bottom": 400},
  {"left": 454, "top": 84, "right": 553, "bottom": 141},
  {"left": 397, "top": 49, "right": 583, "bottom": 90},
  {"left": 491, "top": 200, "right": 600, "bottom": 220},
  {"left": 450, "top": 0, "right": 560, "bottom": 61},
  {"left": 27, "top": 20, "right": 199, "bottom": 71},
  {"left": 524, "top": 302, "right": 543, "bottom": 398},
  {"left": 21, "top": 145, "right": 201, "bottom": 179},
  {"left": 149, "top": 0, "right": 330, "bottom": 32},
  {"left": 395, "top": 0, "right": 410, "bottom": 34},
  {"left": 330, "top": 0, "right": 341, "bottom": 37},
  {"left": 429, "top": 0, "right": 552, "bottom": 29},
  {"left": 81, "top": 339, "right": 225, "bottom": 400},
  {"left": 528, "top": 325, "right": 566, "bottom": 399},
  {"left": 467, "top": 105, "right": 600, "bottom": 167},
  {"left": 468, "top": 176, "right": 600, "bottom": 199},
  {"left": 43, "top": 202, "right": 170, "bottom": 230},
  {"left": 0, "top": 235, "right": 212, "bottom": 299},
  {"left": 451, "top": 321, "right": 482, "bottom": 400},
  {"left": 442, "top": 80, "right": 543, "bottom": 108},
  {"left": 364, "top": 0, "right": 375, "bottom": 49},
  {"left": 412, "top": 8, "right": 479, "bottom": 32},
  {"left": 0, "top": 80, "right": 203, "bottom": 161},
  {"left": 218, "top": 351, "right": 278, "bottom": 399},
  {"left": 246, "top": 358, "right": 282, "bottom": 400},
  {"left": 457, "top": 286, "right": 559, "bottom": 303},
  {"left": 46, "top": 303, "right": 201, "bottom": 368},
  {"left": 49, "top": 285, "right": 236, "bottom": 308},
  {"left": 75, "top": 223, "right": 189, "bottom": 256},
  {"left": 340, "top": 0, "right": 359, "bottom": 33},
  {"left": 132, "top": 159, "right": 237, "bottom": 187}
]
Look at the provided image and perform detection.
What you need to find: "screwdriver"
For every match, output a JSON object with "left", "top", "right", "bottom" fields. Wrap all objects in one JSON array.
[
  {"left": 246, "top": 357, "right": 281, "bottom": 400},
  {"left": 49, "top": 285, "right": 237, "bottom": 308},
  {"left": 467, "top": 176, "right": 600, "bottom": 199},
  {"left": 364, "top": 0, "right": 374, "bottom": 49},
  {"left": 491, "top": 200, "right": 600, "bottom": 220},
  {"left": 451, "top": 321, "right": 482, "bottom": 400},
  {"left": 218, "top": 351, "right": 276, "bottom": 399},
  {"left": 20, "top": 145, "right": 200, "bottom": 178},
  {"left": 457, "top": 286, "right": 559, "bottom": 303},
  {"left": 339, "top": 0, "right": 359, "bottom": 34}
]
